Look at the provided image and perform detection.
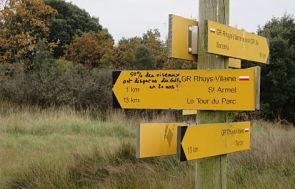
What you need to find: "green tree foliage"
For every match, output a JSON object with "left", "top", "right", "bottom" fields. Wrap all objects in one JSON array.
[
  {"left": 0, "top": 0, "right": 57, "bottom": 64},
  {"left": 134, "top": 45, "right": 155, "bottom": 70},
  {"left": 64, "top": 31, "right": 114, "bottom": 68},
  {"left": 113, "top": 37, "right": 141, "bottom": 69},
  {"left": 0, "top": 42, "right": 113, "bottom": 109},
  {"left": 163, "top": 59, "right": 197, "bottom": 69},
  {"left": 113, "top": 29, "right": 166, "bottom": 70},
  {"left": 142, "top": 29, "right": 167, "bottom": 68},
  {"left": 258, "top": 15, "right": 295, "bottom": 123},
  {"left": 44, "top": 0, "right": 103, "bottom": 58}
]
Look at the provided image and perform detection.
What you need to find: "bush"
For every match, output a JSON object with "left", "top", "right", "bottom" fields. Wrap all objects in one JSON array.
[{"left": 0, "top": 60, "right": 113, "bottom": 111}]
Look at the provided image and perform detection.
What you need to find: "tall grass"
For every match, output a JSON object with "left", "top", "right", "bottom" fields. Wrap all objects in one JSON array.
[
  {"left": 228, "top": 122, "right": 295, "bottom": 189},
  {"left": 0, "top": 103, "right": 294, "bottom": 188}
]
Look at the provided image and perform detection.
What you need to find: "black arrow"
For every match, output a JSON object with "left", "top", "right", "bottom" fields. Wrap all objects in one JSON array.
[
  {"left": 177, "top": 125, "right": 188, "bottom": 162},
  {"left": 112, "top": 71, "right": 122, "bottom": 109}
]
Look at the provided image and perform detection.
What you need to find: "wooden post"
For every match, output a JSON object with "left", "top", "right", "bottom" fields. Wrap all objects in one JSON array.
[{"left": 196, "top": 0, "right": 229, "bottom": 189}]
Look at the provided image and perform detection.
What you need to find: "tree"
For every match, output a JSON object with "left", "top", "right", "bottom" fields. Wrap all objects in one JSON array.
[
  {"left": 64, "top": 31, "right": 114, "bottom": 68},
  {"left": 258, "top": 15, "right": 295, "bottom": 123},
  {"left": 112, "top": 37, "right": 141, "bottom": 69},
  {"left": 142, "top": 29, "right": 167, "bottom": 69},
  {"left": 134, "top": 45, "right": 155, "bottom": 70},
  {"left": 0, "top": 0, "right": 57, "bottom": 64},
  {"left": 44, "top": 0, "right": 103, "bottom": 58},
  {"left": 113, "top": 30, "right": 166, "bottom": 70}
]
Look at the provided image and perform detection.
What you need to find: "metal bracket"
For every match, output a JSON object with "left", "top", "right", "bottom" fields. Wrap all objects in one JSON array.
[{"left": 188, "top": 26, "right": 198, "bottom": 55}]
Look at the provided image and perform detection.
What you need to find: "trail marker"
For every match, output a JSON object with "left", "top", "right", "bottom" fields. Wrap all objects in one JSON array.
[
  {"left": 168, "top": 15, "right": 243, "bottom": 70},
  {"left": 111, "top": 1, "right": 268, "bottom": 188},
  {"left": 112, "top": 67, "right": 260, "bottom": 111},
  {"left": 178, "top": 122, "right": 251, "bottom": 161},
  {"left": 207, "top": 20, "right": 270, "bottom": 64}
]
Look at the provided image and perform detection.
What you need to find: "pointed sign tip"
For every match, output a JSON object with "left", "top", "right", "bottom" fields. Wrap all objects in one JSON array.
[{"left": 179, "top": 126, "right": 188, "bottom": 162}]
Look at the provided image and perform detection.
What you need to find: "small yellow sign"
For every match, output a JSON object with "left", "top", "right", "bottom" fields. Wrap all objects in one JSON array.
[
  {"left": 183, "top": 110, "right": 198, "bottom": 115},
  {"left": 229, "top": 58, "right": 241, "bottom": 68},
  {"left": 168, "top": 14, "right": 198, "bottom": 61},
  {"left": 207, "top": 20, "right": 269, "bottom": 64},
  {"left": 112, "top": 67, "right": 259, "bottom": 110},
  {"left": 178, "top": 122, "right": 251, "bottom": 161},
  {"left": 137, "top": 123, "right": 183, "bottom": 158}
]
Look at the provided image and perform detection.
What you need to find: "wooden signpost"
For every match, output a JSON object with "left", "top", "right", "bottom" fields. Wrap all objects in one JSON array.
[
  {"left": 178, "top": 122, "right": 251, "bottom": 161},
  {"left": 196, "top": 1, "right": 230, "bottom": 188},
  {"left": 111, "top": 0, "right": 269, "bottom": 188},
  {"left": 112, "top": 68, "right": 260, "bottom": 110}
]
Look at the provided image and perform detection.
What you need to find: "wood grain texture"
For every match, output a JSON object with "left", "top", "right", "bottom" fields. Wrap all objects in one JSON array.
[
  {"left": 255, "top": 66, "right": 261, "bottom": 110},
  {"left": 196, "top": 0, "right": 229, "bottom": 189}
]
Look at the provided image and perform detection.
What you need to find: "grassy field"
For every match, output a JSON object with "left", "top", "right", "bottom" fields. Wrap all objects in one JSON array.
[{"left": 0, "top": 104, "right": 295, "bottom": 189}]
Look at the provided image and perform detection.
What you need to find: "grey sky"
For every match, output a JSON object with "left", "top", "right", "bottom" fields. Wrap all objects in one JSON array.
[{"left": 69, "top": 0, "right": 294, "bottom": 42}]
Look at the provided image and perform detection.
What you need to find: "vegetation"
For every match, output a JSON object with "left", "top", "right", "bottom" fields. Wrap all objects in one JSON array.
[
  {"left": 258, "top": 15, "right": 295, "bottom": 123},
  {"left": 1, "top": 0, "right": 293, "bottom": 122},
  {"left": 0, "top": 105, "right": 294, "bottom": 189},
  {"left": 64, "top": 31, "right": 114, "bottom": 68},
  {"left": 0, "top": 1, "right": 294, "bottom": 188},
  {"left": 0, "top": 0, "right": 57, "bottom": 64},
  {"left": 44, "top": 0, "right": 104, "bottom": 57}
]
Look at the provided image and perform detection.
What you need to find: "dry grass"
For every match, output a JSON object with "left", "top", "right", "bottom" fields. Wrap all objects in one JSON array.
[
  {"left": 228, "top": 121, "right": 295, "bottom": 189},
  {"left": 0, "top": 103, "right": 294, "bottom": 189}
]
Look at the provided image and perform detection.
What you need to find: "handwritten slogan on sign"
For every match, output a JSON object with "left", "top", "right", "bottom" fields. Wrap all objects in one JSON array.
[{"left": 112, "top": 68, "right": 259, "bottom": 111}]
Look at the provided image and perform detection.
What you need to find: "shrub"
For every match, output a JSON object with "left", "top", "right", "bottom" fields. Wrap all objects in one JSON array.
[{"left": 0, "top": 60, "right": 113, "bottom": 111}]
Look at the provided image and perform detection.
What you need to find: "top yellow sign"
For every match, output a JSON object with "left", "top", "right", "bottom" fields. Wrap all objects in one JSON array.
[{"left": 207, "top": 20, "right": 270, "bottom": 64}]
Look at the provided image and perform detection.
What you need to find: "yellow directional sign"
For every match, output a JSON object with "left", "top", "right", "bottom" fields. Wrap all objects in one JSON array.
[
  {"left": 168, "top": 14, "right": 198, "bottom": 61},
  {"left": 137, "top": 123, "right": 183, "bottom": 158},
  {"left": 178, "top": 122, "right": 251, "bottom": 161},
  {"left": 168, "top": 16, "right": 243, "bottom": 68},
  {"left": 112, "top": 67, "right": 259, "bottom": 110},
  {"left": 207, "top": 20, "right": 270, "bottom": 64}
]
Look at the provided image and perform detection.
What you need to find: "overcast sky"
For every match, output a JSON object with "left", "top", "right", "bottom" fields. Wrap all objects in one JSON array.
[{"left": 69, "top": 0, "right": 294, "bottom": 42}]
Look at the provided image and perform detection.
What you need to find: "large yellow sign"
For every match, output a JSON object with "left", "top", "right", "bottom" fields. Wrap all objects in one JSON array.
[
  {"left": 168, "top": 14, "right": 198, "bottom": 61},
  {"left": 137, "top": 123, "right": 183, "bottom": 158},
  {"left": 178, "top": 122, "right": 251, "bottom": 161},
  {"left": 207, "top": 20, "right": 270, "bottom": 64},
  {"left": 112, "top": 67, "right": 259, "bottom": 110}
]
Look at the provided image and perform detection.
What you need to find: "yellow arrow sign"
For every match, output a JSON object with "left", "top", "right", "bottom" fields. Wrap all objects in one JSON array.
[
  {"left": 178, "top": 122, "right": 251, "bottom": 161},
  {"left": 207, "top": 20, "right": 270, "bottom": 64},
  {"left": 112, "top": 67, "right": 259, "bottom": 110},
  {"left": 168, "top": 15, "right": 242, "bottom": 68},
  {"left": 137, "top": 123, "right": 184, "bottom": 158}
]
